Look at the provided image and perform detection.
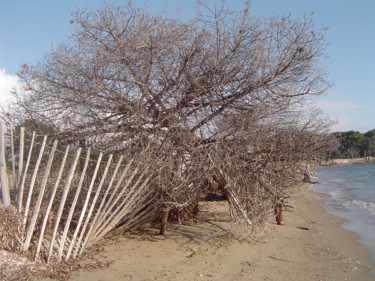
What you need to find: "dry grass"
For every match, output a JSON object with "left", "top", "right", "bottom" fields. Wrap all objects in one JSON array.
[
  {"left": 0, "top": 205, "right": 24, "bottom": 253},
  {"left": 0, "top": 248, "right": 112, "bottom": 281},
  {"left": 0, "top": 205, "right": 112, "bottom": 281}
]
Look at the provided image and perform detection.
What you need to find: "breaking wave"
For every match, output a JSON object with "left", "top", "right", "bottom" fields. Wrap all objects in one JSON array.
[
  {"left": 352, "top": 200, "right": 375, "bottom": 215},
  {"left": 328, "top": 189, "right": 344, "bottom": 198}
]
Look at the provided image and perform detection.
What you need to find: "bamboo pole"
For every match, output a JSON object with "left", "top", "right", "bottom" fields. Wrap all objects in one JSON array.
[
  {"left": 23, "top": 140, "right": 58, "bottom": 252},
  {"left": 68, "top": 153, "right": 103, "bottom": 259},
  {"left": 57, "top": 148, "right": 91, "bottom": 261},
  {"left": 17, "top": 131, "right": 35, "bottom": 212},
  {"left": 47, "top": 148, "right": 81, "bottom": 262},
  {"left": 0, "top": 121, "right": 10, "bottom": 206},
  {"left": 35, "top": 145, "right": 70, "bottom": 261},
  {"left": 23, "top": 135, "right": 47, "bottom": 227}
]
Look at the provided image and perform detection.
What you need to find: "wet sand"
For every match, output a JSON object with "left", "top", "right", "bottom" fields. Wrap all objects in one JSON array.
[{"left": 44, "top": 184, "right": 375, "bottom": 281}]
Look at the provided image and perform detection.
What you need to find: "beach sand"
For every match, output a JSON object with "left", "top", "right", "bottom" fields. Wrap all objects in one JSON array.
[{"left": 42, "top": 184, "right": 375, "bottom": 281}]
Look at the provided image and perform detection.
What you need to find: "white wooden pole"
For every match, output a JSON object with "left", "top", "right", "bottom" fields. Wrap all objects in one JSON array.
[
  {"left": 23, "top": 140, "right": 58, "bottom": 252},
  {"left": 17, "top": 131, "right": 35, "bottom": 212},
  {"left": 81, "top": 156, "right": 124, "bottom": 247},
  {"left": 47, "top": 148, "right": 81, "bottom": 262},
  {"left": 57, "top": 148, "right": 91, "bottom": 261},
  {"left": 10, "top": 127, "right": 16, "bottom": 192},
  {"left": 69, "top": 153, "right": 103, "bottom": 259},
  {"left": 23, "top": 135, "right": 47, "bottom": 227},
  {"left": 90, "top": 159, "right": 133, "bottom": 234},
  {"left": 90, "top": 167, "right": 140, "bottom": 243},
  {"left": 17, "top": 127, "right": 25, "bottom": 204},
  {"left": 35, "top": 145, "right": 70, "bottom": 261},
  {"left": 90, "top": 175, "right": 151, "bottom": 246},
  {"left": 71, "top": 154, "right": 113, "bottom": 259},
  {"left": 0, "top": 121, "right": 10, "bottom": 206}
]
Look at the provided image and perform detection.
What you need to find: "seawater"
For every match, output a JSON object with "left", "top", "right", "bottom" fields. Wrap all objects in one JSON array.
[{"left": 311, "top": 163, "right": 375, "bottom": 265}]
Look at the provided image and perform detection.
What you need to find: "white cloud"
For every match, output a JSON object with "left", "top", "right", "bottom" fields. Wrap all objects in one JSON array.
[{"left": 0, "top": 68, "right": 21, "bottom": 108}]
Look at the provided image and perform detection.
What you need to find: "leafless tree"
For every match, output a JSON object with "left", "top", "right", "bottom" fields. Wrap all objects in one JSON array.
[{"left": 5, "top": 1, "right": 336, "bottom": 232}]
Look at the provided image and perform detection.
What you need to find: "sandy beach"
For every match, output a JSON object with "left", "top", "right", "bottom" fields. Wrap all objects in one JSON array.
[{"left": 39, "top": 183, "right": 374, "bottom": 281}]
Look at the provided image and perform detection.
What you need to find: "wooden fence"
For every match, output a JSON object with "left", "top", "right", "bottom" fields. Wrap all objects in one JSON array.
[{"left": 0, "top": 121, "right": 156, "bottom": 263}]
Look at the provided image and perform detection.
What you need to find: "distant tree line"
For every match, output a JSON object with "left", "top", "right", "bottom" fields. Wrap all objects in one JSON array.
[{"left": 331, "top": 130, "right": 375, "bottom": 159}]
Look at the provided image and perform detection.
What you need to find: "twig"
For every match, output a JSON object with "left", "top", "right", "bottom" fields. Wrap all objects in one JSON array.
[{"left": 269, "top": 256, "right": 294, "bottom": 262}]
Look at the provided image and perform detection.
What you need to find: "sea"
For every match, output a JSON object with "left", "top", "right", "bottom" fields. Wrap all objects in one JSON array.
[{"left": 311, "top": 163, "right": 375, "bottom": 268}]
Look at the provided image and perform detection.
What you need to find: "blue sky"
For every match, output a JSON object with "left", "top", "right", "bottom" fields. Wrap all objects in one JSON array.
[{"left": 0, "top": 0, "right": 374, "bottom": 133}]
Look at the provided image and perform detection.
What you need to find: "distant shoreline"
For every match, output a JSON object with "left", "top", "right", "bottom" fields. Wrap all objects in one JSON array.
[{"left": 319, "top": 157, "right": 375, "bottom": 166}]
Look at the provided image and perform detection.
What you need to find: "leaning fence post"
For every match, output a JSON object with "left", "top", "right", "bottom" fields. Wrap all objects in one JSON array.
[
  {"left": 73, "top": 154, "right": 113, "bottom": 259},
  {"left": 82, "top": 155, "right": 124, "bottom": 249},
  {"left": 10, "top": 127, "right": 16, "bottom": 192},
  {"left": 58, "top": 148, "right": 92, "bottom": 261},
  {"left": 17, "top": 131, "right": 35, "bottom": 212},
  {"left": 35, "top": 145, "right": 70, "bottom": 262},
  {"left": 23, "top": 135, "right": 48, "bottom": 227},
  {"left": 16, "top": 127, "right": 25, "bottom": 204},
  {"left": 0, "top": 120, "right": 11, "bottom": 206},
  {"left": 23, "top": 140, "right": 58, "bottom": 252},
  {"left": 70, "top": 152, "right": 103, "bottom": 259},
  {"left": 47, "top": 147, "right": 82, "bottom": 263}
]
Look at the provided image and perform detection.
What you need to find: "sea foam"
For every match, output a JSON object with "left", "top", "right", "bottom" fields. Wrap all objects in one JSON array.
[
  {"left": 328, "top": 189, "right": 345, "bottom": 198},
  {"left": 352, "top": 200, "right": 375, "bottom": 215}
]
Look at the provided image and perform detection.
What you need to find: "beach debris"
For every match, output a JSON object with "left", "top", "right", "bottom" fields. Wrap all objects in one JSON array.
[
  {"left": 297, "top": 226, "right": 309, "bottom": 230},
  {"left": 269, "top": 256, "right": 294, "bottom": 262},
  {"left": 274, "top": 203, "right": 285, "bottom": 225},
  {"left": 185, "top": 246, "right": 197, "bottom": 258},
  {"left": 274, "top": 199, "right": 285, "bottom": 225},
  {"left": 274, "top": 196, "right": 296, "bottom": 225}
]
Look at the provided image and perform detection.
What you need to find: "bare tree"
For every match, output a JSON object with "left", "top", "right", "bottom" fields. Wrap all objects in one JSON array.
[
  {"left": 12, "top": 2, "right": 328, "bottom": 141},
  {"left": 6, "top": 1, "right": 335, "bottom": 232}
]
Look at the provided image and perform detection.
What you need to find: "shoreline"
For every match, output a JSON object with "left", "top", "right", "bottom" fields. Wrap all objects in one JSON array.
[
  {"left": 41, "top": 183, "right": 375, "bottom": 281},
  {"left": 319, "top": 157, "right": 375, "bottom": 166},
  {"left": 296, "top": 184, "right": 375, "bottom": 278},
  {"left": 311, "top": 162, "right": 375, "bottom": 270}
]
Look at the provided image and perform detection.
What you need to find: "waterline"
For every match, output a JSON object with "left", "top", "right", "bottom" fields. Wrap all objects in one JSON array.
[{"left": 311, "top": 163, "right": 375, "bottom": 266}]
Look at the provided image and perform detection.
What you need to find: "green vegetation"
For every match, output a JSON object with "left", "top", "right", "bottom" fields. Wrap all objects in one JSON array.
[{"left": 332, "top": 130, "right": 375, "bottom": 158}]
